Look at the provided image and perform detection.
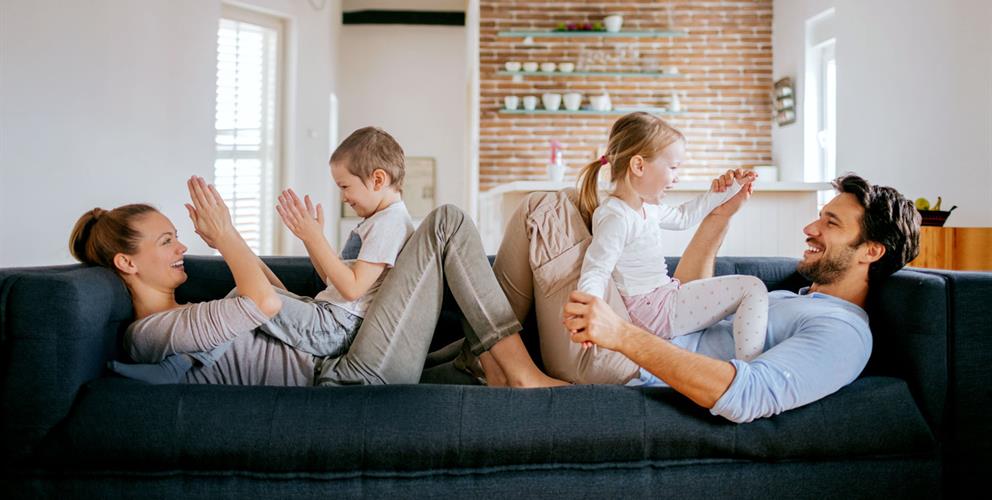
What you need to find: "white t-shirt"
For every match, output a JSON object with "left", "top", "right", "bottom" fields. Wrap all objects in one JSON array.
[
  {"left": 577, "top": 181, "right": 742, "bottom": 298},
  {"left": 314, "top": 200, "right": 415, "bottom": 316}
]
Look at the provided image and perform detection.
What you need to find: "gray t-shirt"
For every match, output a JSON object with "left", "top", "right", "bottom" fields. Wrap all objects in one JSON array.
[
  {"left": 314, "top": 200, "right": 415, "bottom": 316},
  {"left": 126, "top": 296, "right": 316, "bottom": 386}
]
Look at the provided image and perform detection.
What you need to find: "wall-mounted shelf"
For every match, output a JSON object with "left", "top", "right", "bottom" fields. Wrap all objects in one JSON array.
[
  {"left": 497, "top": 70, "right": 684, "bottom": 78},
  {"left": 498, "top": 30, "right": 687, "bottom": 38},
  {"left": 500, "top": 108, "right": 684, "bottom": 116}
]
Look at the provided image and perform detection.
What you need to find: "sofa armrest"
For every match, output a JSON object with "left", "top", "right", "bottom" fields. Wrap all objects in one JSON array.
[
  {"left": 913, "top": 268, "right": 992, "bottom": 491},
  {"left": 0, "top": 266, "right": 133, "bottom": 462}
]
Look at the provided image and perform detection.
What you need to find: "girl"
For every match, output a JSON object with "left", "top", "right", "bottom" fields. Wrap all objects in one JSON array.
[{"left": 575, "top": 112, "right": 767, "bottom": 361}]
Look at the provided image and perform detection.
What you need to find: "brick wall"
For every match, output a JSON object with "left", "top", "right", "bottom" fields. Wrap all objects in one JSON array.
[{"left": 479, "top": 0, "right": 773, "bottom": 191}]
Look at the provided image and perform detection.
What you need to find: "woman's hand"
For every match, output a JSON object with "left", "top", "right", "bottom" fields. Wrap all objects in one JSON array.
[
  {"left": 184, "top": 176, "right": 239, "bottom": 248},
  {"left": 276, "top": 189, "right": 325, "bottom": 244}
]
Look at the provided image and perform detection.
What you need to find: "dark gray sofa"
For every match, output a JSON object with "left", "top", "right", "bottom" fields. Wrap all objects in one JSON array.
[{"left": 1, "top": 256, "right": 989, "bottom": 498}]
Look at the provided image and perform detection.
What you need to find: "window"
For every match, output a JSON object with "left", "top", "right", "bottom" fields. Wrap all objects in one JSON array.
[
  {"left": 804, "top": 9, "right": 836, "bottom": 194},
  {"left": 215, "top": 6, "right": 284, "bottom": 254}
]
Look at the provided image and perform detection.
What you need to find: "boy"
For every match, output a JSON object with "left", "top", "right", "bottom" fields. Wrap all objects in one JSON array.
[{"left": 110, "top": 127, "right": 414, "bottom": 383}]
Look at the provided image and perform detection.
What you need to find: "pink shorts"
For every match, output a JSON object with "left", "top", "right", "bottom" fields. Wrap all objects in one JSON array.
[{"left": 621, "top": 280, "right": 681, "bottom": 339}]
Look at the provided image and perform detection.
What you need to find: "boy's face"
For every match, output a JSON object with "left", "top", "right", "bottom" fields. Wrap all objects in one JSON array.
[{"left": 331, "top": 162, "right": 384, "bottom": 218}]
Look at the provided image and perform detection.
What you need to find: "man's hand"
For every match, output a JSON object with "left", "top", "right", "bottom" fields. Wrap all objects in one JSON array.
[
  {"left": 710, "top": 171, "right": 754, "bottom": 218},
  {"left": 562, "top": 291, "right": 630, "bottom": 351}
]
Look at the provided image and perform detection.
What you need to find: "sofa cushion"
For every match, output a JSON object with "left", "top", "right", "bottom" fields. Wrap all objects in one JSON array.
[{"left": 46, "top": 376, "right": 934, "bottom": 472}]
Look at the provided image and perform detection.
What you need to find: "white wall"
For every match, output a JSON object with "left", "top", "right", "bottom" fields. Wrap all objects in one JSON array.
[
  {"left": 336, "top": 12, "right": 470, "bottom": 221},
  {"left": 0, "top": 0, "right": 339, "bottom": 267},
  {"left": 773, "top": 0, "right": 992, "bottom": 226}
]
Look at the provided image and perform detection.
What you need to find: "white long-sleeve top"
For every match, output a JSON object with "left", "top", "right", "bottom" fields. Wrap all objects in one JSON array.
[{"left": 577, "top": 181, "right": 742, "bottom": 298}]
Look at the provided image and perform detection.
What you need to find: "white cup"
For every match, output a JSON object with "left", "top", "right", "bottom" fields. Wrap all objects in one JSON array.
[
  {"left": 563, "top": 92, "right": 582, "bottom": 111},
  {"left": 540, "top": 62, "right": 557, "bottom": 72},
  {"left": 505, "top": 61, "right": 521, "bottom": 72},
  {"left": 523, "top": 61, "right": 539, "bottom": 72},
  {"left": 559, "top": 62, "right": 575, "bottom": 73},
  {"left": 589, "top": 94, "right": 612, "bottom": 111},
  {"left": 542, "top": 93, "right": 562, "bottom": 111},
  {"left": 604, "top": 14, "right": 623, "bottom": 33},
  {"left": 504, "top": 95, "right": 520, "bottom": 110},
  {"left": 522, "top": 95, "right": 538, "bottom": 111}
]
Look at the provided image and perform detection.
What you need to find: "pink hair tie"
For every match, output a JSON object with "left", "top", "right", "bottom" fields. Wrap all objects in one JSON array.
[{"left": 599, "top": 155, "right": 608, "bottom": 166}]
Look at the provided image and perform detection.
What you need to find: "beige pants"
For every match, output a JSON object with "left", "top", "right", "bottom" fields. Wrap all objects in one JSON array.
[{"left": 491, "top": 189, "right": 641, "bottom": 385}]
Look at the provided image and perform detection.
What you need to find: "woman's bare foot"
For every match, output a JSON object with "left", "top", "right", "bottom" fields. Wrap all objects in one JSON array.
[
  {"left": 505, "top": 372, "right": 571, "bottom": 388},
  {"left": 479, "top": 352, "right": 508, "bottom": 387},
  {"left": 487, "top": 333, "right": 572, "bottom": 388}
]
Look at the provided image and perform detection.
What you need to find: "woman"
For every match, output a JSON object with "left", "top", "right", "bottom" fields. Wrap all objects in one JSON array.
[{"left": 69, "top": 176, "right": 564, "bottom": 387}]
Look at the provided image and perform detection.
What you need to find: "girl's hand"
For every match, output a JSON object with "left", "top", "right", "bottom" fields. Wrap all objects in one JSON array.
[
  {"left": 276, "top": 189, "right": 325, "bottom": 244},
  {"left": 184, "top": 176, "right": 239, "bottom": 248},
  {"left": 710, "top": 168, "right": 757, "bottom": 193}
]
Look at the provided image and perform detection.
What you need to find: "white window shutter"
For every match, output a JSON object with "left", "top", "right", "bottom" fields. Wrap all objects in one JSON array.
[{"left": 214, "top": 13, "right": 281, "bottom": 255}]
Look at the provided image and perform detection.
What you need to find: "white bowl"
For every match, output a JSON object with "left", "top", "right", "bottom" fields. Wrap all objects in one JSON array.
[
  {"left": 559, "top": 62, "right": 575, "bottom": 73},
  {"left": 522, "top": 61, "right": 539, "bottom": 72},
  {"left": 522, "top": 95, "right": 538, "bottom": 111},
  {"left": 504, "top": 95, "right": 520, "bottom": 110},
  {"left": 505, "top": 61, "right": 521, "bottom": 72},
  {"left": 540, "top": 62, "right": 557, "bottom": 72}
]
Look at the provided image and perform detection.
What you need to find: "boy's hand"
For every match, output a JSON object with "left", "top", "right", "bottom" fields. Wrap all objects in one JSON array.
[{"left": 276, "top": 189, "right": 325, "bottom": 244}]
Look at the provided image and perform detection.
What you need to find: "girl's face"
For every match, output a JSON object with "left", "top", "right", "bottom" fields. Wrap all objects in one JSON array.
[
  {"left": 119, "top": 211, "right": 189, "bottom": 290},
  {"left": 632, "top": 140, "right": 685, "bottom": 204}
]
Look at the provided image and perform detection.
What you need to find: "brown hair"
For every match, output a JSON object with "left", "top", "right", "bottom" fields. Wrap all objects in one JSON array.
[
  {"left": 576, "top": 112, "right": 685, "bottom": 228},
  {"left": 330, "top": 126, "right": 406, "bottom": 191},
  {"left": 832, "top": 174, "right": 921, "bottom": 285},
  {"left": 69, "top": 204, "right": 158, "bottom": 269}
]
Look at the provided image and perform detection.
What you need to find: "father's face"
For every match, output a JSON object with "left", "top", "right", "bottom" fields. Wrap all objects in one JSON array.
[{"left": 797, "top": 193, "right": 866, "bottom": 284}]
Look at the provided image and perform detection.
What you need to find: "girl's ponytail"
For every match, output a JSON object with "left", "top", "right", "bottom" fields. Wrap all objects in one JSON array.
[{"left": 576, "top": 158, "right": 605, "bottom": 229}]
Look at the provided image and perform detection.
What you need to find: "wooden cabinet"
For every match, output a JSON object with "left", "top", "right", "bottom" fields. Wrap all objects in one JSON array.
[{"left": 909, "top": 227, "right": 992, "bottom": 271}]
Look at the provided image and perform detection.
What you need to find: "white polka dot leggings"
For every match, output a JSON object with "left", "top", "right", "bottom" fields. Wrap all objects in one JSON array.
[
  {"left": 627, "top": 275, "right": 769, "bottom": 362},
  {"left": 671, "top": 275, "right": 768, "bottom": 361}
]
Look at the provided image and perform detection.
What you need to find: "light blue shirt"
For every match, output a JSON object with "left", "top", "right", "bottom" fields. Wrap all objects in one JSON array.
[{"left": 629, "top": 287, "right": 872, "bottom": 423}]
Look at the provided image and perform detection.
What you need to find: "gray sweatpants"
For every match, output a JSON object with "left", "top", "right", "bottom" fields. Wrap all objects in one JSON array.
[{"left": 316, "top": 205, "right": 522, "bottom": 385}]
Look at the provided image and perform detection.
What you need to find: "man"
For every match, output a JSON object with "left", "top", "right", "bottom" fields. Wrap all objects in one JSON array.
[{"left": 563, "top": 174, "right": 921, "bottom": 423}]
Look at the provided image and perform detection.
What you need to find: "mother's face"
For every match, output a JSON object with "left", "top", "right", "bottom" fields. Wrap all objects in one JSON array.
[{"left": 117, "top": 211, "right": 189, "bottom": 291}]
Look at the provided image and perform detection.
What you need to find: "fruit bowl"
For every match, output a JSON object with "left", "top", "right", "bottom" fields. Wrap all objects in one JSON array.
[{"left": 918, "top": 206, "right": 957, "bottom": 227}]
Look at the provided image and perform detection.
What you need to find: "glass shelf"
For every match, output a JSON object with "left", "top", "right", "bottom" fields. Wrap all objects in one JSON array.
[
  {"left": 497, "top": 70, "right": 683, "bottom": 78},
  {"left": 498, "top": 30, "right": 687, "bottom": 38},
  {"left": 499, "top": 108, "right": 684, "bottom": 116}
]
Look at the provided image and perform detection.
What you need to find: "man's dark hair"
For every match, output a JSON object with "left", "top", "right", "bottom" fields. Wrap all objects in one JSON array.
[{"left": 833, "top": 173, "right": 921, "bottom": 284}]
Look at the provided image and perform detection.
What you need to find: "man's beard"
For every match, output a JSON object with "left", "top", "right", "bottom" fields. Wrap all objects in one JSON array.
[{"left": 797, "top": 243, "right": 858, "bottom": 285}]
